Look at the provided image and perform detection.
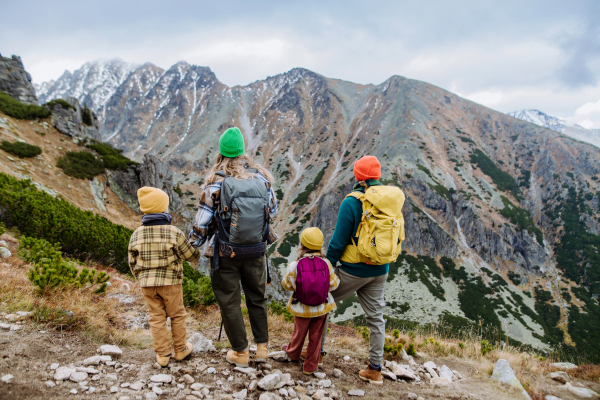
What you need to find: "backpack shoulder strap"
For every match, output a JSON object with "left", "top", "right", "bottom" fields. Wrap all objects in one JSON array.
[
  {"left": 215, "top": 171, "right": 227, "bottom": 177},
  {"left": 345, "top": 191, "right": 365, "bottom": 202}
]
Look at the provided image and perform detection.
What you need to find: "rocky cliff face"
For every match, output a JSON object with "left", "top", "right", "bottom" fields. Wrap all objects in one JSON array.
[
  {"left": 0, "top": 54, "right": 38, "bottom": 105},
  {"left": 38, "top": 62, "right": 600, "bottom": 356},
  {"left": 48, "top": 97, "right": 102, "bottom": 141},
  {"left": 107, "top": 154, "right": 183, "bottom": 213}
]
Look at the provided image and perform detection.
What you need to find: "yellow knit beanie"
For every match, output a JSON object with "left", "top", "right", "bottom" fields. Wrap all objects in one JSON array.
[
  {"left": 300, "top": 227, "right": 324, "bottom": 250},
  {"left": 137, "top": 187, "right": 169, "bottom": 214}
]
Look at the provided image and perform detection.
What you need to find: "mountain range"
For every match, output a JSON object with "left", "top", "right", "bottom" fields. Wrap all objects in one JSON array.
[
  {"left": 32, "top": 59, "right": 600, "bottom": 361},
  {"left": 509, "top": 109, "right": 600, "bottom": 148}
]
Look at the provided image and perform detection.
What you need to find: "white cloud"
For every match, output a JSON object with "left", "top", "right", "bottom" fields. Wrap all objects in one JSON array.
[{"left": 572, "top": 98, "right": 600, "bottom": 129}]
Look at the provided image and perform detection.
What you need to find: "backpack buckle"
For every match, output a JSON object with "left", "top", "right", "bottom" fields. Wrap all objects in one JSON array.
[{"left": 223, "top": 206, "right": 229, "bottom": 212}]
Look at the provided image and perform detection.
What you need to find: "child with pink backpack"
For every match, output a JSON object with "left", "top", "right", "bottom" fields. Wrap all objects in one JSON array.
[{"left": 281, "top": 227, "right": 339, "bottom": 374}]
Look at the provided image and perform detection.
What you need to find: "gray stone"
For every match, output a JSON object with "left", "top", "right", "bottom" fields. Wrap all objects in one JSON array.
[
  {"left": 70, "top": 389, "right": 78, "bottom": 395},
  {"left": 9, "top": 324, "right": 21, "bottom": 331},
  {"left": 258, "top": 373, "right": 281, "bottom": 391},
  {"left": 100, "top": 344, "right": 123, "bottom": 358},
  {"left": 190, "top": 383, "right": 203, "bottom": 390},
  {"left": 248, "top": 380, "right": 258, "bottom": 391},
  {"left": 551, "top": 362, "right": 577, "bottom": 370},
  {"left": 145, "top": 393, "right": 158, "bottom": 400},
  {"left": 389, "top": 363, "right": 417, "bottom": 380},
  {"left": 560, "top": 382, "right": 599, "bottom": 398},
  {"left": 312, "top": 389, "right": 328, "bottom": 399},
  {"left": 75, "top": 367, "right": 100, "bottom": 374},
  {"left": 348, "top": 389, "right": 365, "bottom": 397},
  {"left": 130, "top": 381, "right": 144, "bottom": 391},
  {"left": 550, "top": 371, "right": 569, "bottom": 384},
  {"left": 259, "top": 393, "right": 283, "bottom": 400},
  {"left": 50, "top": 363, "right": 59, "bottom": 370},
  {"left": 332, "top": 369, "right": 345, "bottom": 379},
  {"left": 110, "top": 386, "right": 119, "bottom": 393},
  {"left": 70, "top": 372, "right": 88, "bottom": 382},
  {"left": 189, "top": 332, "right": 216, "bottom": 353},
  {"left": 183, "top": 374, "right": 195, "bottom": 384},
  {"left": 317, "top": 379, "right": 331, "bottom": 388},
  {"left": 452, "top": 370, "right": 463, "bottom": 380},
  {"left": 491, "top": 359, "right": 531, "bottom": 400},
  {"left": 150, "top": 374, "right": 173, "bottom": 383},
  {"left": 54, "top": 367, "right": 76, "bottom": 381},
  {"left": 381, "top": 370, "right": 397, "bottom": 381},
  {"left": 342, "top": 356, "right": 351, "bottom": 361},
  {"left": 45, "top": 380, "right": 56, "bottom": 388},
  {"left": 313, "top": 372, "right": 326, "bottom": 379},
  {"left": 438, "top": 365, "right": 454, "bottom": 381},
  {"left": 152, "top": 386, "right": 163, "bottom": 395},
  {"left": 545, "top": 396, "right": 564, "bottom": 400},
  {"left": 83, "top": 355, "right": 112, "bottom": 365},
  {"left": 0, "top": 323, "right": 10, "bottom": 330},
  {"left": 206, "top": 367, "right": 217, "bottom": 374},
  {"left": 0, "top": 248, "right": 11, "bottom": 259},
  {"left": 408, "top": 394, "right": 418, "bottom": 400},
  {"left": 234, "top": 366, "right": 257, "bottom": 375},
  {"left": 234, "top": 388, "right": 248, "bottom": 399},
  {"left": 105, "top": 374, "right": 118, "bottom": 381},
  {"left": 430, "top": 377, "right": 452, "bottom": 385},
  {"left": 1, "top": 374, "right": 14, "bottom": 383}
]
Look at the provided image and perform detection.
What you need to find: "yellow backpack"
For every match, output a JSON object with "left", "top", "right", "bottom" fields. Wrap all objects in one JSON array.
[{"left": 340, "top": 185, "right": 406, "bottom": 265}]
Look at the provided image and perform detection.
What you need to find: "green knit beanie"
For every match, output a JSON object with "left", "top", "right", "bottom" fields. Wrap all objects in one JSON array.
[{"left": 219, "top": 127, "right": 245, "bottom": 158}]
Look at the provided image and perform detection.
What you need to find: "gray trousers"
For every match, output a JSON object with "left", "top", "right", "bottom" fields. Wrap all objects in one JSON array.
[{"left": 321, "top": 268, "right": 387, "bottom": 365}]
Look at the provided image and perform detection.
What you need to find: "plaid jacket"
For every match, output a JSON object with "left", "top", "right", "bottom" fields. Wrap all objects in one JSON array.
[
  {"left": 129, "top": 224, "right": 200, "bottom": 287},
  {"left": 281, "top": 256, "right": 340, "bottom": 318},
  {"left": 188, "top": 172, "right": 278, "bottom": 257}
]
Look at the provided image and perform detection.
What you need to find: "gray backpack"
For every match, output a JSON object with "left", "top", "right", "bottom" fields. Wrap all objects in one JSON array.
[{"left": 214, "top": 169, "right": 270, "bottom": 260}]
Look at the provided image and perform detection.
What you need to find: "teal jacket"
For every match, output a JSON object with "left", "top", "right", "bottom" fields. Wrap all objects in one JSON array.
[{"left": 326, "top": 179, "right": 389, "bottom": 278}]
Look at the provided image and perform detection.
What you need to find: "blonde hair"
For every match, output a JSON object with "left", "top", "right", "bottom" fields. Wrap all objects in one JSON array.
[
  {"left": 205, "top": 153, "right": 274, "bottom": 184},
  {"left": 296, "top": 244, "right": 326, "bottom": 261}
]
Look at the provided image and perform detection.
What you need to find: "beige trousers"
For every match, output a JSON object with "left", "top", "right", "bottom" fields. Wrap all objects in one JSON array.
[{"left": 142, "top": 284, "right": 187, "bottom": 356}]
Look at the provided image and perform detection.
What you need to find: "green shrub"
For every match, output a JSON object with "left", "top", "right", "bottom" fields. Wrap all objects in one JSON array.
[
  {"left": 0, "top": 90, "right": 51, "bottom": 120},
  {"left": 470, "top": 149, "right": 521, "bottom": 200},
  {"left": 500, "top": 196, "right": 544, "bottom": 245},
  {"left": 480, "top": 339, "right": 493, "bottom": 356},
  {"left": 82, "top": 105, "right": 93, "bottom": 126},
  {"left": 0, "top": 221, "right": 5, "bottom": 236},
  {"left": 20, "top": 236, "right": 110, "bottom": 294},
  {"left": 57, "top": 151, "right": 105, "bottom": 179},
  {"left": 293, "top": 163, "right": 328, "bottom": 205},
  {"left": 0, "top": 172, "right": 133, "bottom": 273},
  {"left": 86, "top": 140, "right": 135, "bottom": 170},
  {"left": 406, "top": 342, "right": 417, "bottom": 356},
  {"left": 268, "top": 300, "right": 293, "bottom": 322},
  {"left": 44, "top": 99, "right": 76, "bottom": 112},
  {"left": 0, "top": 140, "right": 42, "bottom": 158},
  {"left": 181, "top": 261, "right": 215, "bottom": 308}
]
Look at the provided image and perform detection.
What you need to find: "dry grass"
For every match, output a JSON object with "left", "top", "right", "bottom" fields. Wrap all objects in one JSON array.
[{"left": 0, "top": 254, "right": 142, "bottom": 346}]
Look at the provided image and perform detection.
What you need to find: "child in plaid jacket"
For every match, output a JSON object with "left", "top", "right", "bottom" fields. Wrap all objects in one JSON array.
[{"left": 128, "top": 187, "right": 200, "bottom": 367}]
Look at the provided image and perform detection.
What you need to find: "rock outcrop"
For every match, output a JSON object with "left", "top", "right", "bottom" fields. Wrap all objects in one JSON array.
[
  {"left": 0, "top": 54, "right": 38, "bottom": 105},
  {"left": 107, "top": 154, "right": 183, "bottom": 213},
  {"left": 48, "top": 97, "right": 101, "bottom": 141}
]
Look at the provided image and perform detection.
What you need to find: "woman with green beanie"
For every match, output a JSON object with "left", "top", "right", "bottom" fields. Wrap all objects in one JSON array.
[{"left": 189, "top": 127, "right": 278, "bottom": 367}]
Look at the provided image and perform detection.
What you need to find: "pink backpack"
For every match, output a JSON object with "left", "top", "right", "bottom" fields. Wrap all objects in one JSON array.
[{"left": 295, "top": 256, "right": 330, "bottom": 306}]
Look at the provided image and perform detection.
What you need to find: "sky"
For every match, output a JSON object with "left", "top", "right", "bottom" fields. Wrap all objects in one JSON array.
[{"left": 2, "top": 0, "right": 600, "bottom": 128}]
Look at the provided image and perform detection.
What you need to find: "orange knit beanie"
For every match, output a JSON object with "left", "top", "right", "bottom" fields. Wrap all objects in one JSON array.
[{"left": 353, "top": 156, "right": 381, "bottom": 181}]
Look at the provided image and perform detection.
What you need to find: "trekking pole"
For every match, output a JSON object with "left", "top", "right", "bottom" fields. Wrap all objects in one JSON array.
[{"left": 218, "top": 320, "right": 223, "bottom": 341}]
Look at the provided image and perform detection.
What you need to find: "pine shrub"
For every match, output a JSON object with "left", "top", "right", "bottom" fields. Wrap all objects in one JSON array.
[
  {"left": 181, "top": 261, "right": 216, "bottom": 308},
  {"left": 268, "top": 300, "right": 294, "bottom": 322},
  {"left": 0, "top": 172, "right": 132, "bottom": 273},
  {"left": 0, "top": 140, "right": 42, "bottom": 158},
  {"left": 44, "top": 99, "right": 76, "bottom": 112},
  {"left": 86, "top": 140, "right": 135, "bottom": 171},
  {"left": 21, "top": 236, "right": 110, "bottom": 293},
  {"left": 57, "top": 150, "right": 105, "bottom": 179},
  {"left": 0, "top": 221, "right": 5, "bottom": 236},
  {"left": 0, "top": 90, "right": 51, "bottom": 120},
  {"left": 82, "top": 105, "right": 93, "bottom": 126}
]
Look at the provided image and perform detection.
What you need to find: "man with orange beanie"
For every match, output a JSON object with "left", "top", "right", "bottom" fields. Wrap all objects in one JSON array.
[
  {"left": 129, "top": 187, "right": 200, "bottom": 367},
  {"left": 318, "top": 156, "right": 391, "bottom": 384}
]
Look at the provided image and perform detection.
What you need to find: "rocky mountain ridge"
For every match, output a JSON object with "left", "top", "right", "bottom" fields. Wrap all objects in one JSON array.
[
  {"left": 33, "top": 61, "right": 600, "bottom": 360},
  {"left": 509, "top": 109, "right": 600, "bottom": 148}
]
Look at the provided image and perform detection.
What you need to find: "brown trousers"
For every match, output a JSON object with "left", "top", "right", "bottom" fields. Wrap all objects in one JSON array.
[
  {"left": 142, "top": 284, "right": 187, "bottom": 356},
  {"left": 285, "top": 314, "right": 327, "bottom": 373}
]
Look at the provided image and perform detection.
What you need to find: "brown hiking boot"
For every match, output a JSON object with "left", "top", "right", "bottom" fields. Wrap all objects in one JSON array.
[
  {"left": 255, "top": 343, "right": 268, "bottom": 363},
  {"left": 226, "top": 349, "right": 250, "bottom": 367},
  {"left": 359, "top": 362, "right": 383, "bottom": 385},
  {"left": 156, "top": 353, "right": 171, "bottom": 367},
  {"left": 173, "top": 342, "right": 193, "bottom": 361},
  {"left": 300, "top": 349, "right": 325, "bottom": 367}
]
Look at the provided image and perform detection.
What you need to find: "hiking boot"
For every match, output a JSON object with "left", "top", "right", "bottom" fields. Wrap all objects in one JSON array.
[
  {"left": 359, "top": 362, "right": 383, "bottom": 385},
  {"left": 255, "top": 343, "right": 268, "bottom": 363},
  {"left": 156, "top": 353, "right": 171, "bottom": 367},
  {"left": 173, "top": 342, "right": 193, "bottom": 361},
  {"left": 300, "top": 349, "right": 325, "bottom": 367},
  {"left": 226, "top": 349, "right": 250, "bottom": 367}
]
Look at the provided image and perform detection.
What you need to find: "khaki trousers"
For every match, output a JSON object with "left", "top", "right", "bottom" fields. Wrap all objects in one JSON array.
[{"left": 142, "top": 284, "right": 187, "bottom": 356}]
